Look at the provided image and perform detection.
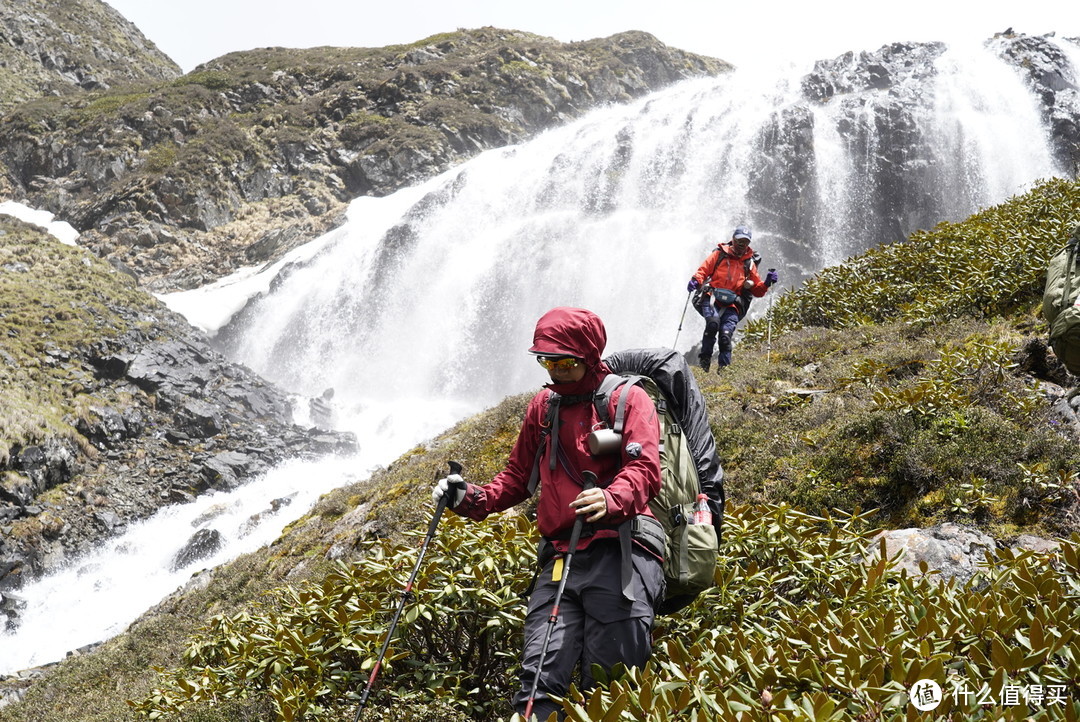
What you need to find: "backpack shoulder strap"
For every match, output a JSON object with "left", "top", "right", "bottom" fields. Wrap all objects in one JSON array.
[
  {"left": 747, "top": 251, "right": 761, "bottom": 274},
  {"left": 593, "top": 374, "right": 644, "bottom": 434},
  {"left": 701, "top": 245, "right": 726, "bottom": 285},
  {"left": 527, "top": 391, "right": 560, "bottom": 496},
  {"left": 1060, "top": 239, "right": 1080, "bottom": 315}
]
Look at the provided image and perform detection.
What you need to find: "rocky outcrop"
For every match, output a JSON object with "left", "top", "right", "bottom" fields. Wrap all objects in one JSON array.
[
  {"left": 995, "top": 31, "right": 1080, "bottom": 176},
  {"left": 870, "top": 523, "right": 997, "bottom": 584},
  {"left": 867, "top": 524, "right": 1063, "bottom": 585},
  {"left": 0, "top": 0, "right": 180, "bottom": 112},
  {"left": 0, "top": 312, "right": 358, "bottom": 596},
  {"left": 170, "top": 528, "right": 223, "bottom": 571},
  {"left": 0, "top": 27, "right": 728, "bottom": 292},
  {"left": 751, "top": 32, "right": 1080, "bottom": 269},
  {"left": 0, "top": 218, "right": 356, "bottom": 602}
]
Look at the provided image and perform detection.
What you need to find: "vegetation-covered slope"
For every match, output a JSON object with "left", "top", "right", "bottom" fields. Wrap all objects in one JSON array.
[
  {"left": 0, "top": 0, "right": 180, "bottom": 113},
  {"left": 3, "top": 179, "right": 1079, "bottom": 721},
  {"left": 0, "top": 216, "right": 153, "bottom": 455},
  {"left": 0, "top": 216, "right": 355, "bottom": 598},
  {"left": 724, "top": 176, "right": 1080, "bottom": 539}
]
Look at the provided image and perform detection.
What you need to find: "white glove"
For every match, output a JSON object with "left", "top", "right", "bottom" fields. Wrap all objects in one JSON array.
[{"left": 432, "top": 474, "right": 466, "bottom": 508}]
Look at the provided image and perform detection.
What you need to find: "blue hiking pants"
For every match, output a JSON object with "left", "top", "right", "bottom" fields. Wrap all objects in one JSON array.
[{"left": 697, "top": 303, "right": 741, "bottom": 367}]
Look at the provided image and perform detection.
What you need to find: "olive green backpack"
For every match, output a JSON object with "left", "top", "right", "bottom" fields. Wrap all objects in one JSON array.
[
  {"left": 1043, "top": 224, "right": 1080, "bottom": 375},
  {"left": 528, "top": 349, "right": 724, "bottom": 614}
]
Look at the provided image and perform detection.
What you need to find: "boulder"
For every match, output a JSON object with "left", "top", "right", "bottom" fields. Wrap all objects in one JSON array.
[
  {"left": 199, "top": 451, "right": 252, "bottom": 491},
  {"left": 0, "top": 590, "right": 26, "bottom": 631},
  {"left": 868, "top": 523, "right": 996, "bottom": 584},
  {"left": 171, "top": 528, "right": 223, "bottom": 571}
]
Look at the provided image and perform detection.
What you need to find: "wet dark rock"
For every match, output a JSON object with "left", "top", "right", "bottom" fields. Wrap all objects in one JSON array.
[
  {"left": 199, "top": 451, "right": 252, "bottom": 491},
  {"left": 750, "top": 33, "right": 1080, "bottom": 272},
  {"left": 0, "top": 301, "right": 356, "bottom": 593},
  {"left": 171, "top": 528, "right": 223, "bottom": 571},
  {"left": 0, "top": 590, "right": 26, "bottom": 631},
  {"left": 995, "top": 33, "right": 1080, "bottom": 174},
  {"left": 239, "top": 494, "right": 296, "bottom": 537}
]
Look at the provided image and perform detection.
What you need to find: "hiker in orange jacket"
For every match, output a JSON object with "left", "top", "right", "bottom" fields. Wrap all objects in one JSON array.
[{"left": 686, "top": 226, "right": 778, "bottom": 371}]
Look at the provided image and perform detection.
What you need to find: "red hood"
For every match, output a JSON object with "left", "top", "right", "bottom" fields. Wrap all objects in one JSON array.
[{"left": 529, "top": 307, "right": 611, "bottom": 395}]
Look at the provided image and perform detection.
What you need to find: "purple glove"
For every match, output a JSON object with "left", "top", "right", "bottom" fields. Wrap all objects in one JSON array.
[
  {"left": 764, "top": 269, "right": 778, "bottom": 287},
  {"left": 687, "top": 278, "right": 701, "bottom": 292}
]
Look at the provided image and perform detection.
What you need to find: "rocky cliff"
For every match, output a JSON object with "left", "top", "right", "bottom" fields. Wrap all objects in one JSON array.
[
  {"left": 751, "top": 31, "right": 1080, "bottom": 260},
  {"left": 0, "top": 0, "right": 180, "bottom": 113},
  {"left": 0, "top": 215, "right": 355, "bottom": 620},
  {"left": 0, "top": 25, "right": 729, "bottom": 292}
]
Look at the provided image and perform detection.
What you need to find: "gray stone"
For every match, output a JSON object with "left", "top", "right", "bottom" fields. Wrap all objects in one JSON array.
[
  {"left": 868, "top": 523, "right": 996, "bottom": 584},
  {"left": 1010, "top": 535, "right": 1062, "bottom": 554},
  {"left": 177, "top": 399, "right": 223, "bottom": 438},
  {"left": 200, "top": 451, "right": 252, "bottom": 490}
]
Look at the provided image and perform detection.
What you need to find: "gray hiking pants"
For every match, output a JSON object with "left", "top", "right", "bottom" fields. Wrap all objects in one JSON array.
[{"left": 514, "top": 539, "right": 663, "bottom": 721}]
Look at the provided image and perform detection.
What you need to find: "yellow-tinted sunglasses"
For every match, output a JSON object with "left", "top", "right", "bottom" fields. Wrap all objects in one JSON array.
[{"left": 536, "top": 356, "right": 582, "bottom": 371}]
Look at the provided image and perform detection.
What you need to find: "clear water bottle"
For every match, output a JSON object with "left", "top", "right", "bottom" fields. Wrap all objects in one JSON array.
[{"left": 692, "top": 493, "right": 712, "bottom": 525}]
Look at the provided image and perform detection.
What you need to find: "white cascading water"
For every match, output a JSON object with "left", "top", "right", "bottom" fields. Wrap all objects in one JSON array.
[{"left": 0, "top": 39, "right": 1072, "bottom": 676}]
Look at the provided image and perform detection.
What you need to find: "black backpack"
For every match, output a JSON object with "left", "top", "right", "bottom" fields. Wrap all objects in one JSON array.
[{"left": 529, "top": 348, "right": 725, "bottom": 614}]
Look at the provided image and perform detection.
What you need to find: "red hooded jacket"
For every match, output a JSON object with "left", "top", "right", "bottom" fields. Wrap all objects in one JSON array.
[{"left": 454, "top": 308, "right": 661, "bottom": 553}]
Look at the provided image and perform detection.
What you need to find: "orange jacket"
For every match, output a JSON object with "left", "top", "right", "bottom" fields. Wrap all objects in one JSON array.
[{"left": 692, "top": 243, "right": 768, "bottom": 302}]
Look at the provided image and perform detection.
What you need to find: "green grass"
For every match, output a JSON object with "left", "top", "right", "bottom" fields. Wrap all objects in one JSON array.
[{"left": 0, "top": 217, "right": 155, "bottom": 459}]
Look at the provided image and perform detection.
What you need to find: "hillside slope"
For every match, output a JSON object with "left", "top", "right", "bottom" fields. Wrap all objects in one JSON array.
[
  {"left": 0, "top": 216, "right": 356, "bottom": 609},
  {"left": 2, "top": 178, "right": 1078, "bottom": 721},
  {"left": 0, "top": 28, "right": 728, "bottom": 292},
  {"left": 0, "top": 0, "right": 180, "bottom": 113}
]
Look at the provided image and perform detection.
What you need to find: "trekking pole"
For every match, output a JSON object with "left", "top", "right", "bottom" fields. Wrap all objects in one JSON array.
[
  {"left": 766, "top": 296, "right": 774, "bottom": 363},
  {"left": 673, "top": 290, "right": 693, "bottom": 348},
  {"left": 353, "top": 460, "right": 464, "bottom": 722},
  {"left": 523, "top": 471, "right": 597, "bottom": 721}
]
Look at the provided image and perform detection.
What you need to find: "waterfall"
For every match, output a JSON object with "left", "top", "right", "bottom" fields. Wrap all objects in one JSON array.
[
  {"left": 217, "top": 41, "right": 1065, "bottom": 411},
  {"left": 1, "top": 38, "right": 1072, "bottom": 675}
]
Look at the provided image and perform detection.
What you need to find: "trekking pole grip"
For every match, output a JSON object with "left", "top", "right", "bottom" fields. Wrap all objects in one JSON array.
[
  {"left": 566, "top": 471, "right": 598, "bottom": 550},
  {"left": 430, "top": 460, "right": 464, "bottom": 533}
]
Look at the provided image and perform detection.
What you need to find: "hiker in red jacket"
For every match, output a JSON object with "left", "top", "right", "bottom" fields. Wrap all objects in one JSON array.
[
  {"left": 687, "top": 225, "right": 778, "bottom": 371},
  {"left": 432, "top": 307, "right": 663, "bottom": 721}
]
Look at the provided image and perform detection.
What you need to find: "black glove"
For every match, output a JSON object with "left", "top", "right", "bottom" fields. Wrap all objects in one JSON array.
[{"left": 764, "top": 269, "right": 778, "bottom": 287}]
